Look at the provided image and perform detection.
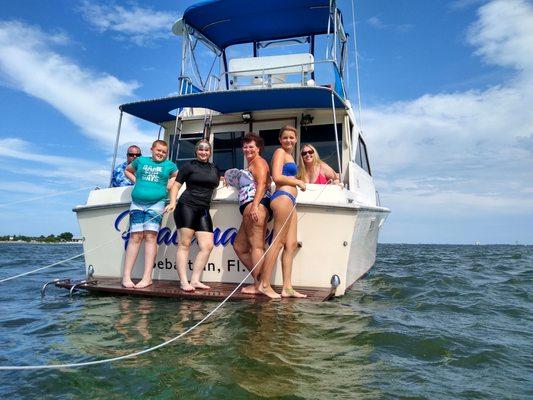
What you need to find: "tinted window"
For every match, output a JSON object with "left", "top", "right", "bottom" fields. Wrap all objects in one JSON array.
[
  {"left": 212, "top": 131, "right": 245, "bottom": 174},
  {"left": 257, "top": 129, "right": 281, "bottom": 165},
  {"left": 300, "top": 124, "right": 343, "bottom": 172},
  {"left": 357, "top": 136, "right": 371, "bottom": 175}
]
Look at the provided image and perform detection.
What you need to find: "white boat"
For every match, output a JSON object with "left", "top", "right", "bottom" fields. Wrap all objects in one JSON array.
[{"left": 72, "top": 0, "right": 390, "bottom": 298}]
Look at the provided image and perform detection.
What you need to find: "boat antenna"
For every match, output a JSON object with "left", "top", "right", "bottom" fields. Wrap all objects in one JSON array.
[{"left": 350, "top": 0, "right": 363, "bottom": 133}]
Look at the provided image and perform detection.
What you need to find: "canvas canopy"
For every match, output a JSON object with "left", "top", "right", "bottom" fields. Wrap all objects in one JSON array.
[
  {"left": 120, "top": 86, "right": 346, "bottom": 124},
  {"left": 181, "top": 0, "right": 334, "bottom": 49}
]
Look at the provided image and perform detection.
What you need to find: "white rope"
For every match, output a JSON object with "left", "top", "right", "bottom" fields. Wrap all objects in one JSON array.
[
  {"left": 0, "top": 186, "right": 94, "bottom": 208},
  {"left": 0, "top": 204, "right": 164, "bottom": 284},
  {"left": 0, "top": 184, "right": 224, "bottom": 284},
  {"left": 0, "top": 253, "right": 84, "bottom": 284},
  {"left": 0, "top": 181, "right": 338, "bottom": 370},
  {"left": 0, "top": 191, "right": 300, "bottom": 370}
]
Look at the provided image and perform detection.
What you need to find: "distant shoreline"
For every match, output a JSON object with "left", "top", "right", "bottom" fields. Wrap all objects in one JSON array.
[{"left": 0, "top": 241, "right": 82, "bottom": 245}]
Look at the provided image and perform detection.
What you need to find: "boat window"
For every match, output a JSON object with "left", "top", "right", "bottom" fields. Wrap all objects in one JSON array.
[
  {"left": 300, "top": 124, "right": 343, "bottom": 172},
  {"left": 357, "top": 136, "right": 372, "bottom": 176},
  {"left": 212, "top": 131, "right": 245, "bottom": 174},
  {"left": 257, "top": 129, "right": 281, "bottom": 165},
  {"left": 168, "top": 133, "right": 204, "bottom": 168}
]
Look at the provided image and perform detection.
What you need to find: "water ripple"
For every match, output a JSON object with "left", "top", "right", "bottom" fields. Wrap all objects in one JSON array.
[{"left": 0, "top": 243, "right": 532, "bottom": 399}]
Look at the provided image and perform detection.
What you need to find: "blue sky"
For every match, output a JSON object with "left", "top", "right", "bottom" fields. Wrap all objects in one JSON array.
[{"left": 0, "top": 0, "right": 532, "bottom": 244}]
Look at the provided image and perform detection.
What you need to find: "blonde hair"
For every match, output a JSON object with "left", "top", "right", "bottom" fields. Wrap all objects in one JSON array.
[
  {"left": 296, "top": 143, "right": 324, "bottom": 181},
  {"left": 279, "top": 125, "right": 297, "bottom": 138},
  {"left": 151, "top": 139, "right": 168, "bottom": 148}
]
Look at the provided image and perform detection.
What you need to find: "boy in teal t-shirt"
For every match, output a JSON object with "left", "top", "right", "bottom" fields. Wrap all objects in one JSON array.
[{"left": 122, "top": 140, "right": 178, "bottom": 288}]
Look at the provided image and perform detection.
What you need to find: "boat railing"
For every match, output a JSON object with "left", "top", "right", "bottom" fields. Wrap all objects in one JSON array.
[
  {"left": 207, "top": 59, "right": 344, "bottom": 95},
  {"left": 178, "top": 76, "right": 203, "bottom": 95}
]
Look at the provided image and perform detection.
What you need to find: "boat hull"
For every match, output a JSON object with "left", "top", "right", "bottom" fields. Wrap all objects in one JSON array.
[{"left": 75, "top": 187, "right": 388, "bottom": 296}]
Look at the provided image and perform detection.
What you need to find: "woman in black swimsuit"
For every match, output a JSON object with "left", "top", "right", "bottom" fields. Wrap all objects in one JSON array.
[{"left": 165, "top": 139, "right": 219, "bottom": 291}]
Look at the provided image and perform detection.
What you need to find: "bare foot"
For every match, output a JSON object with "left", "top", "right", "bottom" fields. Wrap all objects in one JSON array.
[
  {"left": 281, "top": 287, "right": 307, "bottom": 298},
  {"left": 258, "top": 284, "right": 281, "bottom": 299},
  {"left": 134, "top": 279, "right": 152, "bottom": 289},
  {"left": 191, "top": 281, "right": 211, "bottom": 290},
  {"left": 180, "top": 283, "right": 195, "bottom": 292},
  {"left": 241, "top": 284, "right": 260, "bottom": 294},
  {"left": 121, "top": 279, "right": 135, "bottom": 288}
]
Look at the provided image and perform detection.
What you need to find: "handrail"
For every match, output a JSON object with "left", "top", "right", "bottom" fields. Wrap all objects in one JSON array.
[
  {"left": 220, "top": 58, "right": 337, "bottom": 79},
  {"left": 204, "top": 59, "right": 343, "bottom": 93}
]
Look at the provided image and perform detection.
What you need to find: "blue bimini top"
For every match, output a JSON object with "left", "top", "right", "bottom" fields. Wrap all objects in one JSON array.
[
  {"left": 182, "top": 0, "right": 333, "bottom": 50},
  {"left": 120, "top": 87, "right": 347, "bottom": 124}
]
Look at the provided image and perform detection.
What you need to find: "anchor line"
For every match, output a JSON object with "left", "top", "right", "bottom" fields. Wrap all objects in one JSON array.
[
  {"left": 0, "top": 183, "right": 227, "bottom": 284},
  {"left": 0, "top": 186, "right": 95, "bottom": 208},
  {"left": 0, "top": 203, "right": 168, "bottom": 284},
  {"left": 0, "top": 183, "right": 331, "bottom": 371}
]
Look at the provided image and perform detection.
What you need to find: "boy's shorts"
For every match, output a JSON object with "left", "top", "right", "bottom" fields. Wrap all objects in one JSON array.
[{"left": 129, "top": 199, "right": 165, "bottom": 233}]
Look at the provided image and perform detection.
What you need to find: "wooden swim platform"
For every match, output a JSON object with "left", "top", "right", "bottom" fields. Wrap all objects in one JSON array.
[{"left": 55, "top": 278, "right": 335, "bottom": 302}]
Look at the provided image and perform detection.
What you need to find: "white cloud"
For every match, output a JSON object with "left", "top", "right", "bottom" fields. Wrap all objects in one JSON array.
[
  {"left": 449, "top": 0, "right": 488, "bottom": 11},
  {"left": 0, "top": 138, "right": 109, "bottom": 188},
  {"left": 0, "top": 20, "right": 153, "bottom": 149},
  {"left": 468, "top": 0, "right": 533, "bottom": 72},
  {"left": 364, "top": 0, "right": 533, "bottom": 230},
  {"left": 79, "top": 1, "right": 176, "bottom": 45},
  {"left": 366, "top": 16, "right": 413, "bottom": 33}
]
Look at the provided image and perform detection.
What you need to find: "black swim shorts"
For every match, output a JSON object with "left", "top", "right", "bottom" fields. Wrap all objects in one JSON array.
[{"left": 173, "top": 202, "right": 213, "bottom": 232}]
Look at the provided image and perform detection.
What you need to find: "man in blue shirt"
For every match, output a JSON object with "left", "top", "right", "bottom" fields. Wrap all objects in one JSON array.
[{"left": 111, "top": 145, "right": 142, "bottom": 187}]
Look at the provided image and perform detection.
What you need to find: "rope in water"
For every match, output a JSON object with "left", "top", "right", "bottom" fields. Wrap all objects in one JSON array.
[{"left": 0, "top": 183, "right": 331, "bottom": 370}]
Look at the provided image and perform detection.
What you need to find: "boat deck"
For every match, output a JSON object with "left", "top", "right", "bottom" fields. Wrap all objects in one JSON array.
[{"left": 55, "top": 278, "right": 335, "bottom": 302}]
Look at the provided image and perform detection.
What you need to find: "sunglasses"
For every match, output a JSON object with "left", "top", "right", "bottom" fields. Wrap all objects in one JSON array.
[
  {"left": 301, "top": 149, "right": 315, "bottom": 156},
  {"left": 128, "top": 153, "right": 141, "bottom": 157}
]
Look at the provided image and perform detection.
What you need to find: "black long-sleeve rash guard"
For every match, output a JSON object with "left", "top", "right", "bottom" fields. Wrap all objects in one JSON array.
[{"left": 176, "top": 160, "right": 219, "bottom": 209}]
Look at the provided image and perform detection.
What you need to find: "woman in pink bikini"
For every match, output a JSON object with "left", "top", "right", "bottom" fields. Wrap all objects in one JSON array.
[{"left": 297, "top": 144, "right": 341, "bottom": 185}]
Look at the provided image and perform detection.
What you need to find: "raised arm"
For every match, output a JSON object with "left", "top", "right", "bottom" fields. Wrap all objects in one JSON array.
[{"left": 271, "top": 149, "right": 306, "bottom": 190}]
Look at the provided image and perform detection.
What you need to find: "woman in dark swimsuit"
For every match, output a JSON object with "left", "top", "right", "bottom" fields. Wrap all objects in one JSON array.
[
  {"left": 165, "top": 139, "right": 219, "bottom": 292},
  {"left": 258, "top": 125, "right": 307, "bottom": 299}
]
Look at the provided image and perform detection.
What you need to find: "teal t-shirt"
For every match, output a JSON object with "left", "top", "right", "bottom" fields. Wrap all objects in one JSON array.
[{"left": 130, "top": 157, "right": 178, "bottom": 203}]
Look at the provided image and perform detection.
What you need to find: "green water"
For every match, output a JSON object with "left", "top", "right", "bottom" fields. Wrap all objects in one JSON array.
[{"left": 0, "top": 244, "right": 531, "bottom": 399}]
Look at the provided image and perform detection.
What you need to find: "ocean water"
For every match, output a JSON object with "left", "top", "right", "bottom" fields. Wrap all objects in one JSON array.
[{"left": 0, "top": 243, "right": 531, "bottom": 399}]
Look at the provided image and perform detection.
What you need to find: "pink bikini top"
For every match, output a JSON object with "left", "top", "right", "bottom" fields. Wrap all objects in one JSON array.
[{"left": 314, "top": 172, "right": 328, "bottom": 184}]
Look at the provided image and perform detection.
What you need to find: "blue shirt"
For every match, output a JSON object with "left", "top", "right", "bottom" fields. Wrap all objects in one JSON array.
[{"left": 111, "top": 161, "right": 133, "bottom": 187}]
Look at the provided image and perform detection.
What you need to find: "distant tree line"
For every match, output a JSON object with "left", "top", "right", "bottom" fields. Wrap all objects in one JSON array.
[{"left": 0, "top": 232, "right": 75, "bottom": 243}]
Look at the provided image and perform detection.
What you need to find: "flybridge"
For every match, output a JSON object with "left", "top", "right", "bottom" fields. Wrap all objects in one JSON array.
[{"left": 120, "top": 0, "right": 350, "bottom": 123}]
